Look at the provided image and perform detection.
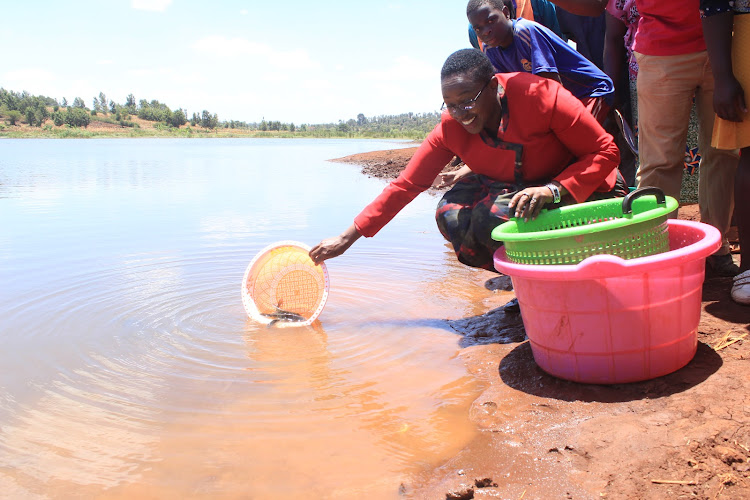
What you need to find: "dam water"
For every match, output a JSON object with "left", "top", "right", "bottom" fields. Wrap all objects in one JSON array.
[{"left": 0, "top": 138, "right": 511, "bottom": 498}]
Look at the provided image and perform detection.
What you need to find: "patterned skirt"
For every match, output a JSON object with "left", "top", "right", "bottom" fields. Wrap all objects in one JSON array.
[{"left": 435, "top": 173, "right": 629, "bottom": 271}]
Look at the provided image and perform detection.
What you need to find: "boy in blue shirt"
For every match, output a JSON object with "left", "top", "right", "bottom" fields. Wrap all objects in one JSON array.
[{"left": 467, "top": 0, "right": 614, "bottom": 123}]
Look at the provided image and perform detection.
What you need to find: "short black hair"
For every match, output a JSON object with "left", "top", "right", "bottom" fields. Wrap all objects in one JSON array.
[
  {"left": 440, "top": 48, "right": 496, "bottom": 85},
  {"left": 466, "top": 0, "right": 515, "bottom": 18}
]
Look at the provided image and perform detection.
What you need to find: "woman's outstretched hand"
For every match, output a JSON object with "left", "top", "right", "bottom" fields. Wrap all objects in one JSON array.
[
  {"left": 309, "top": 224, "right": 362, "bottom": 265},
  {"left": 508, "top": 185, "right": 555, "bottom": 222}
]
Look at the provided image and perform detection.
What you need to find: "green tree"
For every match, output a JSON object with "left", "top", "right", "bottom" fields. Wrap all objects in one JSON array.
[
  {"left": 125, "top": 94, "right": 136, "bottom": 113},
  {"left": 167, "top": 108, "right": 187, "bottom": 127},
  {"left": 65, "top": 107, "right": 91, "bottom": 127},
  {"left": 6, "top": 110, "right": 21, "bottom": 125},
  {"left": 98, "top": 92, "right": 107, "bottom": 115},
  {"left": 35, "top": 108, "right": 48, "bottom": 126},
  {"left": 72, "top": 97, "right": 86, "bottom": 109},
  {"left": 61, "top": 97, "right": 68, "bottom": 107},
  {"left": 200, "top": 110, "right": 211, "bottom": 128},
  {"left": 23, "top": 98, "right": 49, "bottom": 126},
  {"left": 1, "top": 88, "right": 19, "bottom": 110}
]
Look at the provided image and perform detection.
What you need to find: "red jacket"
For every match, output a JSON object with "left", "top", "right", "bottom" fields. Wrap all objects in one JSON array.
[{"left": 354, "top": 72, "right": 620, "bottom": 237}]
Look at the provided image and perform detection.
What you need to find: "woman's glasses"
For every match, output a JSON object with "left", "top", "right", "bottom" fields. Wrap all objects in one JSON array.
[{"left": 441, "top": 79, "right": 491, "bottom": 114}]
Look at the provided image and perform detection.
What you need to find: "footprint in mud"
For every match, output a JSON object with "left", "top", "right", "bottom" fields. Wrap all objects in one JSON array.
[{"left": 469, "top": 400, "right": 505, "bottom": 429}]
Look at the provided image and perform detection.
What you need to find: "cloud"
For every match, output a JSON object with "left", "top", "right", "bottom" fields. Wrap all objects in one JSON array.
[
  {"left": 131, "top": 0, "right": 172, "bottom": 12},
  {"left": 191, "top": 36, "right": 319, "bottom": 70}
]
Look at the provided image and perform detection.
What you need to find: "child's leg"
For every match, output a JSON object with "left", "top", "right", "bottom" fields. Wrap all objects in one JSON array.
[
  {"left": 634, "top": 52, "right": 694, "bottom": 201},
  {"left": 736, "top": 148, "right": 750, "bottom": 273},
  {"left": 695, "top": 54, "right": 740, "bottom": 258},
  {"left": 731, "top": 149, "right": 750, "bottom": 304}
]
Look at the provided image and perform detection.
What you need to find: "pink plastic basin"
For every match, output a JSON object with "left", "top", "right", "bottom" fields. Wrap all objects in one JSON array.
[{"left": 493, "top": 219, "right": 721, "bottom": 384}]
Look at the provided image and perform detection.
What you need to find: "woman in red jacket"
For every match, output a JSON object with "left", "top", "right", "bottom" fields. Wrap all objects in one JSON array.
[{"left": 310, "top": 48, "right": 627, "bottom": 271}]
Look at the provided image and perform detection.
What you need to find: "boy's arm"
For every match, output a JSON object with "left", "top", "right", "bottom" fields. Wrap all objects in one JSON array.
[
  {"left": 520, "top": 21, "right": 562, "bottom": 77},
  {"left": 603, "top": 12, "right": 628, "bottom": 111},
  {"left": 702, "top": 11, "right": 746, "bottom": 122}
]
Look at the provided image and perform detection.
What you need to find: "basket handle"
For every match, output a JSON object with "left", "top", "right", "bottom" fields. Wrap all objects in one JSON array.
[{"left": 621, "top": 186, "right": 666, "bottom": 215}]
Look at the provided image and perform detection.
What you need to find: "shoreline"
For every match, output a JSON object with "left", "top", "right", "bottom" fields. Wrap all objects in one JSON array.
[
  {"left": 334, "top": 147, "right": 750, "bottom": 499},
  {"left": 0, "top": 129, "right": 424, "bottom": 140}
]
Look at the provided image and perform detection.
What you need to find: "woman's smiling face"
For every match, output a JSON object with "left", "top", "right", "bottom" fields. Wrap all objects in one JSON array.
[{"left": 441, "top": 73, "right": 500, "bottom": 135}]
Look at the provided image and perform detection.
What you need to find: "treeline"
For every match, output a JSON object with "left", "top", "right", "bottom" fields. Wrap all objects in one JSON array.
[
  {"left": 230, "top": 112, "right": 441, "bottom": 139},
  {"left": 0, "top": 89, "right": 57, "bottom": 127},
  {"left": 0, "top": 87, "right": 440, "bottom": 139},
  {"left": 0, "top": 88, "right": 221, "bottom": 131}
]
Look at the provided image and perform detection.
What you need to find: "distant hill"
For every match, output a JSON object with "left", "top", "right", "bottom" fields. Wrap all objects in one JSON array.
[{"left": 0, "top": 87, "right": 440, "bottom": 139}]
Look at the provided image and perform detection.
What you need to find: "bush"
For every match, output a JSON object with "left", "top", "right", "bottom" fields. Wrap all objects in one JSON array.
[
  {"left": 167, "top": 109, "right": 187, "bottom": 127},
  {"left": 64, "top": 108, "right": 91, "bottom": 128},
  {"left": 6, "top": 110, "right": 21, "bottom": 125},
  {"left": 52, "top": 111, "right": 64, "bottom": 126}
]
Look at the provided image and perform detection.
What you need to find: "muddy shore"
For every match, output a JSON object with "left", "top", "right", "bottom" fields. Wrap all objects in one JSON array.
[{"left": 332, "top": 146, "right": 750, "bottom": 500}]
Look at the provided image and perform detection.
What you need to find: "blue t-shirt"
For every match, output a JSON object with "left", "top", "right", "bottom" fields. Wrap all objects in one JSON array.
[{"left": 484, "top": 18, "right": 613, "bottom": 104}]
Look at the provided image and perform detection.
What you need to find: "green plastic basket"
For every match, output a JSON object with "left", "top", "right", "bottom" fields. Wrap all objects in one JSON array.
[{"left": 491, "top": 187, "right": 678, "bottom": 265}]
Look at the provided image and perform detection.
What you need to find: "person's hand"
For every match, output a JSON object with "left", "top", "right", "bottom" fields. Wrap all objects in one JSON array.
[
  {"left": 436, "top": 170, "right": 462, "bottom": 188},
  {"left": 436, "top": 164, "right": 472, "bottom": 189},
  {"left": 309, "top": 225, "right": 361, "bottom": 265},
  {"left": 508, "top": 185, "right": 554, "bottom": 221},
  {"left": 713, "top": 76, "right": 747, "bottom": 123},
  {"left": 309, "top": 236, "right": 350, "bottom": 264}
]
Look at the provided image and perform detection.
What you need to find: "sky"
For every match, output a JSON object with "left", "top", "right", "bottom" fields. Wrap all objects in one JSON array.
[{"left": 1, "top": 1, "right": 471, "bottom": 125}]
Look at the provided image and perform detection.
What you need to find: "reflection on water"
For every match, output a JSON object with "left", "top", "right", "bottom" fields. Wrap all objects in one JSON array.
[{"left": 0, "top": 139, "right": 498, "bottom": 498}]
